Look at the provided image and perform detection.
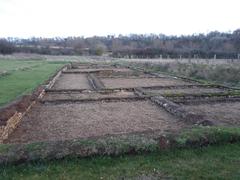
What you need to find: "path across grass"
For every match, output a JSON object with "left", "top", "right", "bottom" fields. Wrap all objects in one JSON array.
[{"left": 0, "top": 60, "right": 66, "bottom": 107}]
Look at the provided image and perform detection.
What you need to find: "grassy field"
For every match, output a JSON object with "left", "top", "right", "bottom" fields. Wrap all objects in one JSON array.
[
  {"left": 0, "top": 60, "right": 66, "bottom": 107},
  {"left": 0, "top": 142, "right": 240, "bottom": 179},
  {"left": 0, "top": 60, "right": 43, "bottom": 72}
]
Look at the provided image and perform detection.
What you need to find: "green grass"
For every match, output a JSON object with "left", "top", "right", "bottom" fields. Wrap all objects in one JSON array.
[
  {"left": 0, "top": 60, "right": 43, "bottom": 72},
  {"left": 0, "top": 60, "right": 66, "bottom": 106},
  {"left": 1, "top": 142, "right": 240, "bottom": 179},
  {"left": 0, "top": 127, "right": 240, "bottom": 179}
]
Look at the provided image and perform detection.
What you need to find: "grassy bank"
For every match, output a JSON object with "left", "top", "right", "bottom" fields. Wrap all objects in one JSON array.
[
  {"left": 0, "top": 127, "right": 240, "bottom": 179},
  {"left": 0, "top": 60, "right": 66, "bottom": 107},
  {"left": 1, "top": 142, "right": 240, "bottom": 179}
]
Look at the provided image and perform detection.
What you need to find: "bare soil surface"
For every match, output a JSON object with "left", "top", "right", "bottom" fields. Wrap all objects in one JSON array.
[
  {"left": 74, "top": 65, "right": 113, "bottom": 69},
  {"left": 96, "top": 74, "right": 163, "bottom": 78},
  {"left": 43, "top": 90, "right": 136, "bottom": 101},
  {"left": 144, "top": 87, "right": 229, "bottom": 95},
  {"left": 52, "top": 74, "right": 91, "bottom": 90},
  {"left": 7, "top": 63, "right": 239, "bottom": 145},
  {"left": 96, "top": 72, "right": 154, "bottom": 78},
  {"left": 6, "top": 100, "right": 188, "bottom": 143},
  {"left": 65, "top": 68, "right": 132, "bottom": 73},
  {"left": 101, "top": 77, "right": 194, "bottom": 88},
  {"left": 182, "top": 102, "right": 240, "bottom": 126},
  {"left": 73, "top": 65, "right": 92, "bottom": 69}
]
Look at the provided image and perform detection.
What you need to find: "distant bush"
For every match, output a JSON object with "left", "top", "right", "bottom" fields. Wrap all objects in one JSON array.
[{"left": 0, "top": 39, "right": 15, "bottom": 54}]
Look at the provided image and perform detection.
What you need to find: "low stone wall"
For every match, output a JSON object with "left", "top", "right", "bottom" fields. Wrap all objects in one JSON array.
[
  {"left": 46, "top": 66, "right": 68, "bottom": 89},
  {"left": 41, "top": 96, "right": 145, "bottom": 105},
  {"left": 170, "top": 96, "right": 240, "bottom": 105},
  {"left": 87, "top": 74, "right": 105, "bottom": 90},
  {"left": 0, "top": 96, "right": 33, "bottom": 126},
  {"left": 133, "top": 87, "right": 211, "bottom": 125},
  {"left": 0, "top": 102, "right": 35, "bottom": 143},
  {"left": 141, "top": 84, "right": 231, "bottom": 90},
  {"left": 150, "top": 96, "right": 212, "bottom": 125}
]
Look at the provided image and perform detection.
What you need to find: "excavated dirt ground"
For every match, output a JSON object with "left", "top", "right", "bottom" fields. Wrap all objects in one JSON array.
[
  {"left": 100, "top": 77, "right": 194, "bottom": 88},
  {"left": 74, "top": 65, "right": 113, "bottom": 69},
  {"left": 5, "top": 63, "right": 240, "bottom": 144},
  {"left": 6, "top": 100, "right": 188, "bottom": 143},
  {"left": 52, "top": 74, "right": 91, "bottom": 89},
  {"left": 96, "top": 72, "right": 155, "bottom": 78},
  {"left": 64, "top": 68, "right": 133, "bottom": 73},
  {"left": 182, "top": 102, "right": 240, "bottom": 126},
  {"left": 143, "top": 87, "right": 230, "bottom": 95}
]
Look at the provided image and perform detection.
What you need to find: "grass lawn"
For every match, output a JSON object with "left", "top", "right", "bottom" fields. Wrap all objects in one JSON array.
[
  {"left": 0, "top": 60, "right": 43, "bottom": 72},
  {"left": 0, "top": 60, "right": 66, "bottom": 106},
  {"left": 0, "top": 142, "right": 240, "bottom": 179}
]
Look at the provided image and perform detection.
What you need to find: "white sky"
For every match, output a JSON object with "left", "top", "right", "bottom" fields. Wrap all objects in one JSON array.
[{"left": 0, "top": 0, "right": 239, "bottom": 38}]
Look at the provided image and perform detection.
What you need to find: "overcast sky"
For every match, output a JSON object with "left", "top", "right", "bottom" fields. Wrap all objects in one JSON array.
[{"left": 0, "top": 0, "right": 239, "bottom": 38}]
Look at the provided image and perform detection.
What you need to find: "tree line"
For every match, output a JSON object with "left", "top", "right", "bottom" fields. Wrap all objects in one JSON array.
[{"left": 0, "top": 29, "right": 240, "bottom": 59}]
